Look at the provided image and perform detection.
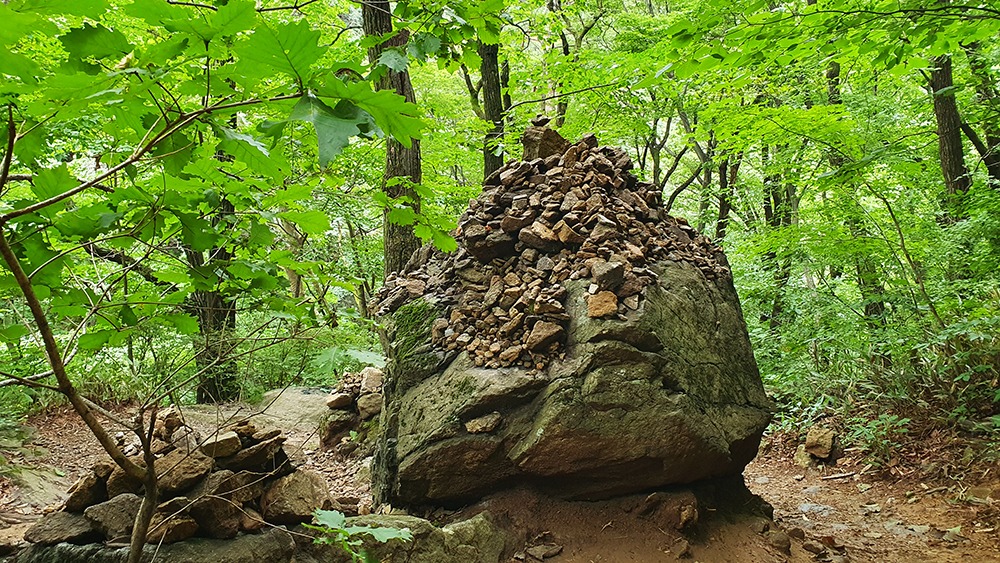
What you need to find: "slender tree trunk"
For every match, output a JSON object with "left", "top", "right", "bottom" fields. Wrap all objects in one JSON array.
[
  {"left": 824, "top": 58, "right": 890, "bottom": 365},
  {"left": 479, "top": 41, "right": 505, "bottom": 177},
  {"left": 929, "top": 55, "right": 971, "bottom": 216},
  {"left": 714, "top": 153, "right": 741, "bottom": 243},
  {"left": 963, "top": 42, "right": 1000, "bottom": 185},
  {"left": 363, "top": 0, "right": 422, "bottom": 277},
  {"left": 186, "top": 198, "right": 239, "bottom": 403},
  {"left": 761, "top": 145, "right": 793, "bottom": 331}
]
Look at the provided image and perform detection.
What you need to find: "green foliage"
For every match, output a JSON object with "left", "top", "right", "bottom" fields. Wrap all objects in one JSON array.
[
  {"left": 844, "top": 414, "right": 911, "bottom": 465},
  {"left": 306, "top": 509, "right": 413, "bottom": 563}
]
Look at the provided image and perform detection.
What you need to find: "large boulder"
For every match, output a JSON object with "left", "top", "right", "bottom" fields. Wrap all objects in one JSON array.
[
  {"left": 376, "top": 261, "right": 770, "bottom": 505},
  {"left": 372, "top": 135, "right": 771, "bottom": 507}
]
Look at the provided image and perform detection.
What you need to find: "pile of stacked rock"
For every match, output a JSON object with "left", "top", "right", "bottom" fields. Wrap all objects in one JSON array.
[
  {"left": 23, "top": 409, "right": 334, "bottom": 547},
  {"left": 323, "top": 367, "right": 385, "bottom": 451},
  {"left": 375, "top": 130, "right": 728, "bottom": 372}
]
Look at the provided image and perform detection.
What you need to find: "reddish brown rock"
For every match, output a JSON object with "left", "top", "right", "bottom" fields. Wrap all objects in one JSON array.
[
  {"left": 586, "top": 291, "right": 618, "bottom": 318},
  {"left": 525, "top": 321, "right": 565, "bottom": 351}
]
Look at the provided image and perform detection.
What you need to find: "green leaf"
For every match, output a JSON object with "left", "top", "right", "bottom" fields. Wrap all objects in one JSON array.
[
  {"left": 235, "top": 19, "right": 324, "bottom": 82},
  {"left": 164, "top": 313, "right": 199, "bottom": 334},
  {"left": 288, "top": 94, "right": 367, "bottom": 167},
  {"left": 32, "top": 165, "right": 75, "bottom": 218},
  {"left": 386, "top": 206, "right": 417, "bottom": 226},
  {"left": 9, "top": 0, "right": 107, "bottom": 16},
  {"left": 216, "top": 126, "right": 286, "bottom": 180},
  {"left": 60, "top": 24, "right": 131, "bottom": 62},
  {"left": 78, "top": 330, "right": 115, "bottom": 350},
  {"left": 431, "top": 230, "right": 458, "bottom": 253},
  {"left": 316, "top": 77, "right": 423, "bottom": 147},
  {"left": 210, "top": 0, "right": 256, "bottom": 36},
  {"left": 342, "top": 525, "right": 413, "bottom": 543},
  {"left": 313, "top": 509, "right": 347, "bottom": 530},
  {"left": 377, "top": 48, "right": 409, "bottom": 72},
  {"left": 0, "top": 324, "right": 29, "bottom": 343},
  {"left": 278, "top": 210, "right": 330, "bottom": 236},
  {"left": 119, "top": 305, "right": 138, "bottom": 327}
]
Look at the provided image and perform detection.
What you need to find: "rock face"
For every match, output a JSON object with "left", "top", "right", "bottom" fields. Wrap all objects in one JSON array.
[{"left": 372, "top": 132, "right": 771, "bottom": 506}]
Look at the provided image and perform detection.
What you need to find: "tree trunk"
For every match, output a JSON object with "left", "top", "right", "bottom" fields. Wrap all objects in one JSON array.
[
  {"left": 761, "top": 145, "right": 794, "bottom": 331},
  {"left": 929, "top": 55, "right": 971, "bottom": 216},
  {"left": 963, "top": 42, "right": 1000, "bottom": 185},
  {"left": 187, "top": 198, "right": 239, "bottom": 403},
  {"left": 715, "top": 154, "right": 741, "bottom": 243},
  {"left": 479, "top": 41, "right": 505, "bottom": 177},
  {"left": 362, "top": 0, "right": 422, "bottom": 278}
]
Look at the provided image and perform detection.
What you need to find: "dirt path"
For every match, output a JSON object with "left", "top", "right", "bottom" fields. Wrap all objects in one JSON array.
[{"left": 2, "top": 394, "right": 999, "bottom": 562}]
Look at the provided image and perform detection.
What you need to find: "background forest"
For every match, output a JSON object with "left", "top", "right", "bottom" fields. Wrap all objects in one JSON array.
[{"left": 2, "top": 0, "right": 999, "bottom": 472}]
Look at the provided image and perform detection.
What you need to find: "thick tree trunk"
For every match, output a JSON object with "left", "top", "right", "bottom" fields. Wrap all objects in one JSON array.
[
  {"left": 479, "top": 41, "right": 505, "bottom": 177},
  {"left": 929, "top": 55, "right": 971, "bottom": 215},
  {"left": 363, "top": 0, "right": 422, "bottom": 278}
]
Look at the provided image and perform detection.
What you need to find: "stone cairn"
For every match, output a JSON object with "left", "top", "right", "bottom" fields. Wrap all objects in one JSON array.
[
  {"left": 375, "top": 127, "right": 729, "bottom": 372},
  {"left": 23, "top": 408, "right": 336, "bottom": 548},
  {"left": 323, "top": 366, "right": 385, "bottom": 452}
]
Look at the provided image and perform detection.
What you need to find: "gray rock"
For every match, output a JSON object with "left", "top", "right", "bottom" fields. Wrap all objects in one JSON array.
[
  {"left": 804, "top": 426, "right": 836, "bottom": 459},
  {"left": 84, "top": 493, "right": 142, "bottom": 540},
  {"left": 374, "top": 260, "right": 771, "bottom": 506},
  {"left": 591, "top": 260, "right": 625, "bottom": 290},
  {"left": 218, "top": 435, "right": 287, "bottom": 473},
  {"left": 356, "top": 393, "right": 383, "bottom": 420},
  {"left": 525, "top": 321, "right": 565, "bottom": 351},
  {"left": 360, "top": 367, "right": 384, "bottom": 394},
  {"left": 766, "top": 530, "right": 791, "bottom": 554},
  {"left": 23, "top": 512, "right": 100, "bottom": 545},
  {"left": 15, "top": 526, "right": 296, "bottom": 563},
  {"left": 521, "top": 126, "right": 570, "bottom": 161},
  {"left": 301, "top": 513, "right": 505, "bottom": 563},
  {"left": 464, "top": 412, "right": 503, "bottom": 434}
]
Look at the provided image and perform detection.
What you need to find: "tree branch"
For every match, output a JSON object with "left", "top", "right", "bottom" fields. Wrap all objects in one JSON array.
[{"left": 507, "top": 81, "right": 621, "bottom": 111}]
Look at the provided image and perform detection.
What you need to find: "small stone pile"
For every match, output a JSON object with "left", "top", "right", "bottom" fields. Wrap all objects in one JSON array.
[
  {"left": 375, "top": 129, "right": 729, "bottom": 371},
  {"left": 23, "top": 408, "right": 335, "bottom": 547},
  {"left": 323, "top": 366, "right": 385, "bottom": 451}
]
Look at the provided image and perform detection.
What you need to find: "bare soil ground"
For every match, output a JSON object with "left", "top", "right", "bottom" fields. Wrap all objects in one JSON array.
[{"left": 2, "top": 396, "right": 999, "bottom": 562}]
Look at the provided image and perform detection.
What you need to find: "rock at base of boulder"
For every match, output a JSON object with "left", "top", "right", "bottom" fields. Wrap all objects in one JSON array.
[
  {"left": 326, "top": 393, "right": 353, "bottom": 409},
  {"left": 146, "top": 513, "right": 199, "bottom": 544},
  {"left": 156, "top": 449, "right": 214, "bottom": 495},
  {"left": 15, "top": 526, "right": 296, "bottom": 563},
  {"left": 356, "top": 393, "right": 383, "bottom": 420},
  {"left": 84, "top": 493, "right": 142, "bottom": 540},
  {"left": 24, "top": 512, "right": 101, "bottom": 546},
  {"left": 299, "top": 512, "right": 505, "bottom": 563},
  {"left": 201, "top": 432, "right": 242, "bottom": 458},
  {"left": 63, "top": 472, "right": 107, "bottom": 513},
  {"left": 261, "top": 470, "right": 334, "bottom": 525}
]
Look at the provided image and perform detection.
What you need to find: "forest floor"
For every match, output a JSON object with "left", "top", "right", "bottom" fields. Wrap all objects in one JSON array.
[{"left": 1, "top": 392, "right": 998, "bottom": 562}]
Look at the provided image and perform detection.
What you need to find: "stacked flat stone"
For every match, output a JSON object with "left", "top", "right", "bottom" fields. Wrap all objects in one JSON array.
[{"left": 374, "top": 131, "right": 729, "bottom": 372}]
